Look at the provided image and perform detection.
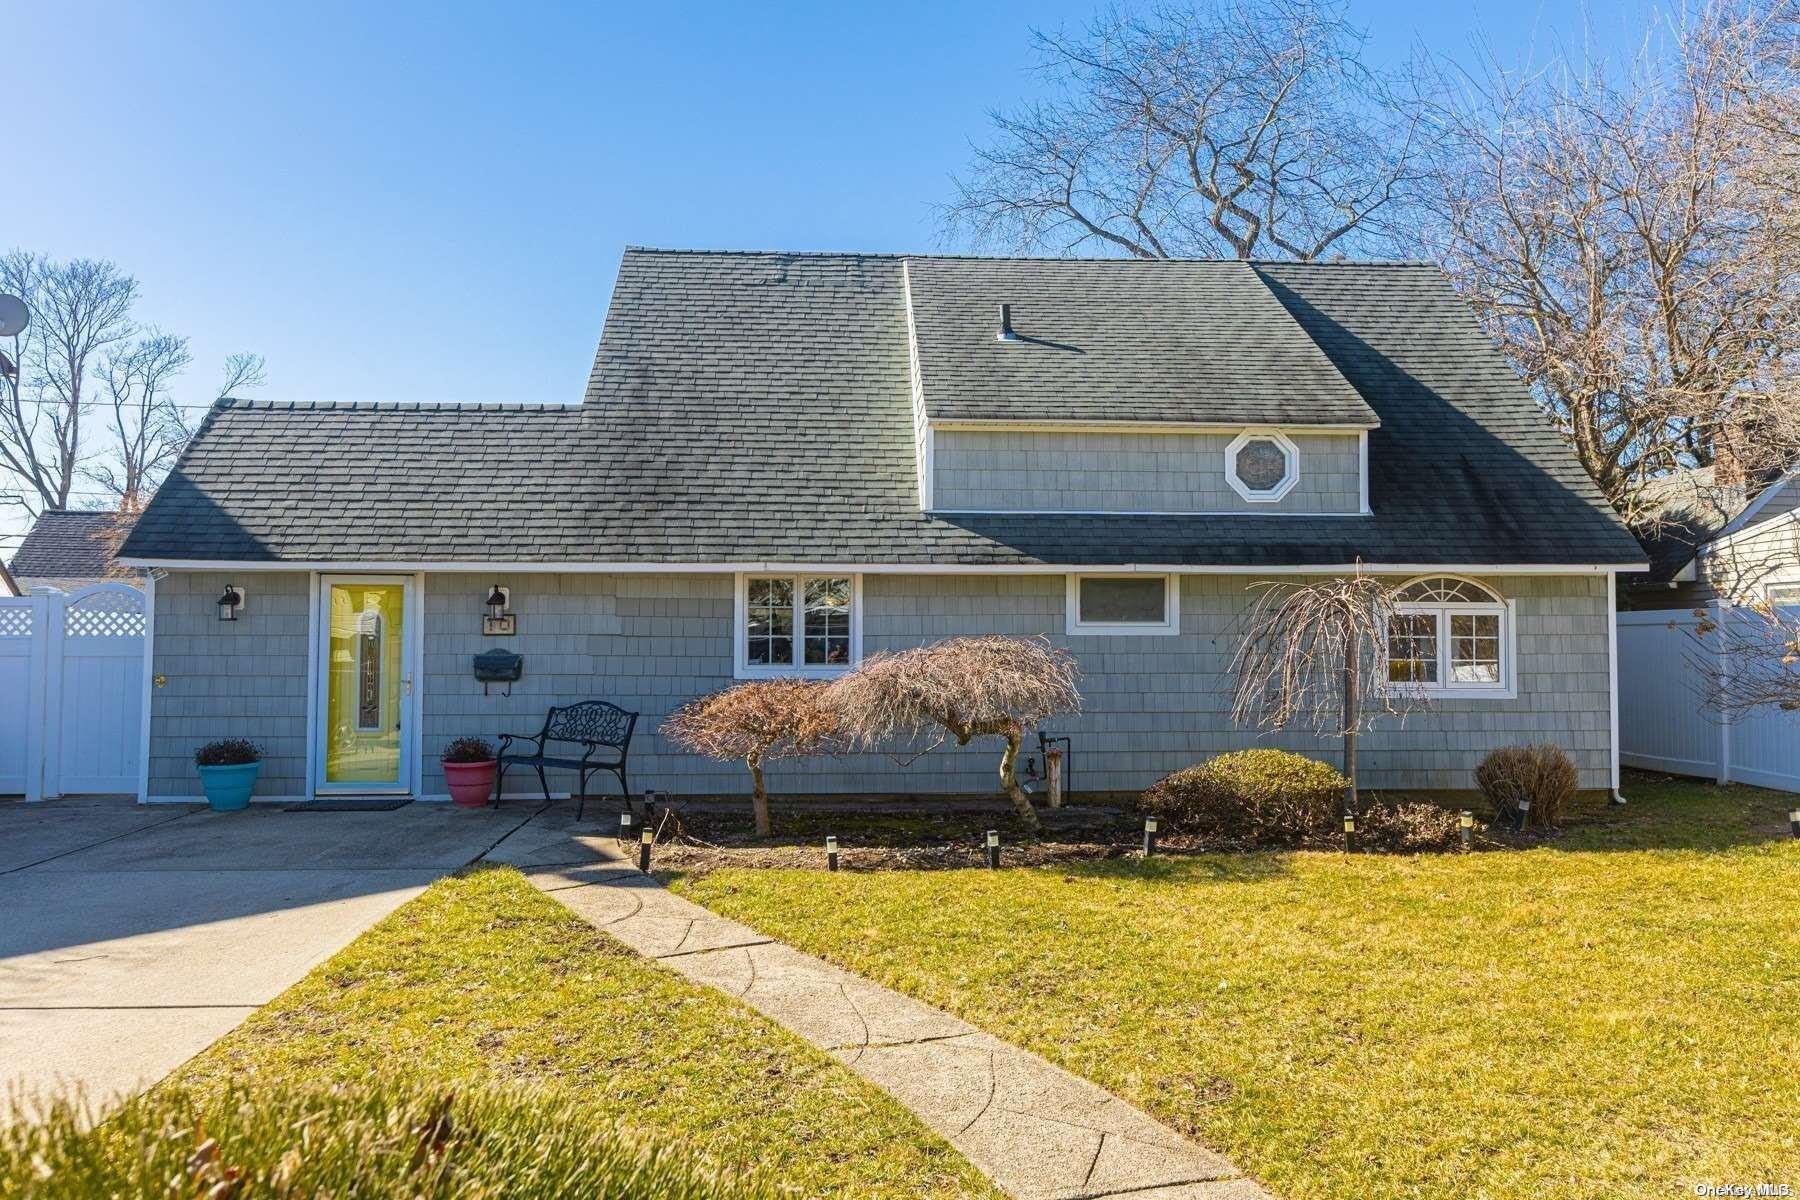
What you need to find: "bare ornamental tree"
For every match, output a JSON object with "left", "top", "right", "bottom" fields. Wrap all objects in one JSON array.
[
  {"left": 1229, "top": 574, "right": 1423, "bottom": 815},
  {"left": 663, "top": 679, "right": 838, "bottom": 837},
  {"left": 826, "top": 636, "right": 1080, "bottom": 829},
  {"left": 945, "top": 0, "right": 1433, "bottom": 261}
]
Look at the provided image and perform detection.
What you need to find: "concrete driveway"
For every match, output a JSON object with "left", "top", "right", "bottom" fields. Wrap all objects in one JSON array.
[{"left": 0, "top": 796, "right": 539, "bottom": 1110}]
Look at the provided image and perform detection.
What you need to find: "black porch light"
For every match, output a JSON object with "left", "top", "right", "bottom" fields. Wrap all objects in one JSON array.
[
  {"left": 485, "top": 585, "right": 508, "bottom": 620},
  {"left": 216, "top": 585, "right": 243, "bottom": 622}
]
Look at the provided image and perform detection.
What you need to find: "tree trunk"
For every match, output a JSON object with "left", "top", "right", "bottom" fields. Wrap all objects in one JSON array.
[
  {"left": 996, "top": 721, "right": 1039, "bottom": 829},
  {"left": 747, "top": 751, "right": 771, "bottom": 838},
  {"left": 1343, "top": 640, "right": 1359, "bottom": 820}
]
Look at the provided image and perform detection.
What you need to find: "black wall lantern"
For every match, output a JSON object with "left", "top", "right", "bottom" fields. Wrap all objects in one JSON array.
[
  {"left": 216, "top": 584, "right": 245, "bottom": 622},
  {"left": 482, "top": 585, "right": 515, "bottom": 636}
]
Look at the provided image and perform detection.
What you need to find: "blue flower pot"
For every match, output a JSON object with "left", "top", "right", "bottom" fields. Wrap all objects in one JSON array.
[{"left": 198, "top": 761, "right": 260, "bottom": 811}]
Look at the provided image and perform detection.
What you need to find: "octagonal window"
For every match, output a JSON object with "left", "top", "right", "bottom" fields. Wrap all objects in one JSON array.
[{"left": 1225, "top": 430, "right": 1299, "bottom": 501}]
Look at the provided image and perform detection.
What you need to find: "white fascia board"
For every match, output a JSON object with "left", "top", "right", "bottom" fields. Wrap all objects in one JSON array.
[
  {"left": 929, "top": 418, "right": 1380, "bottom": 435},
  {"left": 901, "top": 261, "right": 933, "bottom": 510},
  {"left": 121, "top": 558, "right": 1650, "bottom": 576}
]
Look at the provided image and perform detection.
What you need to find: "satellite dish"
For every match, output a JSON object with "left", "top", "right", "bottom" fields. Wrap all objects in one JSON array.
[{"left": 0, "top": 294, "right": 27, "bottom": 338}]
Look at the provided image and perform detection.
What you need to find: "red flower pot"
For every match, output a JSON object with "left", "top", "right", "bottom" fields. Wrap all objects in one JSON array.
[{"left": 443, "top": 759, "right": 498, "bottom": 807}]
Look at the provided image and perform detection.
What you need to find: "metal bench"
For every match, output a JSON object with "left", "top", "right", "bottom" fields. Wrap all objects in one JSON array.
[{"left": 495, "top": 701, "right": 638, "bottom": 819}]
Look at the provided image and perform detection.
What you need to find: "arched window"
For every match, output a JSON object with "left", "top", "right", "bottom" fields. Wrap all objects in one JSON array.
[{"left": 1386, "top": 575, "right": 1513, "bottom": 696}]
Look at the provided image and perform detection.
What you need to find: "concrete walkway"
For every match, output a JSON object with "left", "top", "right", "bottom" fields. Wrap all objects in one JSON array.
[{"left": 521, "top": 836, "right": 1270, "bottom": 1200}]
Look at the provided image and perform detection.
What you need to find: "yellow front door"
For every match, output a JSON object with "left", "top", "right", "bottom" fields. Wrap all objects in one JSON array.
[{"left": 324, "top": 581, "right": 406, "bottom": 786}]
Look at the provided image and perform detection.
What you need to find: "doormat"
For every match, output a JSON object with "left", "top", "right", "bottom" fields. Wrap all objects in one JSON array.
[{"left": 285, "top": 797, "right": 414, "bottom": 812}]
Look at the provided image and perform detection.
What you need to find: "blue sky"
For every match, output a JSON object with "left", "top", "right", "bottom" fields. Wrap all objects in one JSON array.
[{"left": 9, "top": 0, "right": 1650, "bottom": 431}]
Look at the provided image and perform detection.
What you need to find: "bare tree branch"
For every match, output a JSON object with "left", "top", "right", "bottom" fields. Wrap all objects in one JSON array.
[
  {"left": 1424, "top": 2, "right": 1800, "bottom": 527},
  {"left": 943, "top": 0, "right": 1434, "bottom": 261}
]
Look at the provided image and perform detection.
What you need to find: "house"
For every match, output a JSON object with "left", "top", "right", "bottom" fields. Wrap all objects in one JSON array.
[
  {"left": 1624, "top": 465, "right": 1800, "bottom": 610},
  {"left": 118, "top": 251, "right": 1647, "bottom": 805},
  {"left": 9, "top": 509, "right": 136, "bottom": 592}
]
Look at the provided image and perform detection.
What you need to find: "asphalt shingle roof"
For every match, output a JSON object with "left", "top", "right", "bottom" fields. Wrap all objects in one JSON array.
[
  {"left": 121, "top": 249, "right": 1645, "bottom": 568},
  {"left": 11, "top": 509, "right": 127, "bottom": 582},
  {"left": 906, "top": 257, "right": 1377, "bottom": 426}
]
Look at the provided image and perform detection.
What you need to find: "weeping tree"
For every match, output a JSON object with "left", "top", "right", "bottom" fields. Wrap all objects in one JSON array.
[
  {"left": 662, "top": 679, "right": 837, "bottom": 838},
  {"left": 826, "top": 636, "right": 1080, "bottom": 829},
  {"left": 1229, "top": 575, "right": 1424, "bottom": 817}
]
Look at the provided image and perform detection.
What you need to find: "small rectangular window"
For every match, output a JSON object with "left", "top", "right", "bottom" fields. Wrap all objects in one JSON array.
[{"left": 1067, "top": 574, "right": 1178, "bottom": 635}]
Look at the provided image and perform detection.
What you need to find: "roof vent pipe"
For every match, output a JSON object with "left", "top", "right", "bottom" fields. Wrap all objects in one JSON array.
[{"left": 997, "top": 303, "right": 1019, "bottom": 343}]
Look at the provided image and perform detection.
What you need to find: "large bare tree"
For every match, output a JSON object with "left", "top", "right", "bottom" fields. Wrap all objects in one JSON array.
[
  {"left": 1426, "top": 2, "right": 1800, "bottom": 525},
  {"left": 944, "top": 0, "right": 1433, "bottom": 260},
  {"left": 0, "top": 253, "right": 138, "bottom": 513},
  {"left": 91, "top": 331, "right": 193, "bottom": 509}
]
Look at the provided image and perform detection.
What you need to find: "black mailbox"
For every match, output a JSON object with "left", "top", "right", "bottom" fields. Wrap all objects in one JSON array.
[{"left": 473, "top": 650, "right": 523, "bottom": 695}]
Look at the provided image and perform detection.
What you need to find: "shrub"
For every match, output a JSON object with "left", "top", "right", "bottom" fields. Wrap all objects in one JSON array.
[
  {"left": 1141, "top": 749, "right": 1347, "bottom": 843},
  {"left": 1474, "top": 744, "right": 1579, "bottom": 828},
  {"left": 193, "top": 738, "right": 259, "bottom": 767},
  {"left": 442, "top": 736, "right": 496, "bottom": 764},
  {"left": 1358, "top": 798, "right": 1468, "bottom": 851},
  {"left": 0, "top": 1080, "right": 773, "bottom": 1199}
]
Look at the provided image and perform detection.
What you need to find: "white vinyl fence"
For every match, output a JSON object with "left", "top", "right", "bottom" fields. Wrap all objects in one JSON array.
[
  {"left": 0, "top": 583, "right": 146, "bottom": 800},
  {"left": 1617, "top": 605, "right": 1800, "bottom": 793}
]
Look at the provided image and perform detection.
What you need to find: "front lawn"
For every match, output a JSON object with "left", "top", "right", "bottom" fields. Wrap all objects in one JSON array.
[
  {"left": 160, "top": 867, "right": 997, "bottom": 1199},
  {"left": 673, "top": 775, "right": 1800, "bottom": 1200}
]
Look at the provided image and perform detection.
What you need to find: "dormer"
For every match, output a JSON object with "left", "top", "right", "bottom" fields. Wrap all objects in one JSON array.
[{"left": 901, "top": 258, "right": 1376, "bottom": 516}]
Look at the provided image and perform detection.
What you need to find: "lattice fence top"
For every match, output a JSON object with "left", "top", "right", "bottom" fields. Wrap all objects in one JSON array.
[
  {"left": 66, "top": 588, "right": 146, "bottom": 638},
  {"left": 0, "top": 607, "right": 31, "bottom": 638}
]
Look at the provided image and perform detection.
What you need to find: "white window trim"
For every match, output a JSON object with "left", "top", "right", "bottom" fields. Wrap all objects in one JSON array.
[
  {"left": 1381, "top": 575, "right": 1517, "bottom": 700},
  {"left": 733, "top": 572, "right": 863, "bottom": 679},
  {"left": 1066, "top": 573, "right": 1181, "bottom": 636},
  {"left": 1225, "top": 429, "right": 1301, "bottom": 503}
]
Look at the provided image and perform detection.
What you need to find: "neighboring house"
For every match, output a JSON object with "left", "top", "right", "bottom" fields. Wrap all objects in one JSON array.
[
  {"left": 8, "top": 509, "right": 137, "bottom": 592},
  {"left": 1626, "top": 466, "right": 1800, "bottom": 610},
  {"left": 118, "top": 251, "right": 1646, "bottom": 805}
]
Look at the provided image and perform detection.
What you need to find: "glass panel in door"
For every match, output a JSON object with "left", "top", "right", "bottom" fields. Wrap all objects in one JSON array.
[{"left": 325, "top": 582, "right": 405, "bottom": 785}]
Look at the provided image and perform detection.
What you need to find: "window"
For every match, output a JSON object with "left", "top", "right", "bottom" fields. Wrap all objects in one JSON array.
[
  {"left": 736, "top": 574, "right": 861, "bottom": 677},
  {"left": 1385, "top": 575, "right": 1513, "bottom": 697},
  {"left": 1225, "top": 429, "right": 1300, "bottom": 502},
  {"left": 1066, "top": 574, "right": 1180, "bottom": 635},
  {"left": 1768, "top": 583, "right": 1800, "bottom": 608}
]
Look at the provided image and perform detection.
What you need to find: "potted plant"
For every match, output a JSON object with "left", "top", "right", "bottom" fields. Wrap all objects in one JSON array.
[
  {"left": 194, "top": 738, "right": 261, "bottom": 812},
  {"left": 441, "top": 737, "right": 498, "bottom": 807}
]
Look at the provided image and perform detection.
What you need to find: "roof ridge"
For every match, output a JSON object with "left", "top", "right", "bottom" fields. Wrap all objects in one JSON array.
[
  {"left": 623, "top": 245, "right": 1442, "bottom": 267},
  {"left": 212, "top": 398, "right": 583, "bottom": 413}
]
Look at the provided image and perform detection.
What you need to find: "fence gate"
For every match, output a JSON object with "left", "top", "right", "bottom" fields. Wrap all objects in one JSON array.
[{"left": 0, "top": 583, "right": 145, "bottom": 800}]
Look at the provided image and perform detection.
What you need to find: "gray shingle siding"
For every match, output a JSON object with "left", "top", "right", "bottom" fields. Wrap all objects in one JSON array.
[
  {"left": 148, "top": 571, "right": 310, "bottom": 799},
  {"left": 150, "top": 568, "right": 1613, "bottom": 799},
  {"left": 935, "top": 430, "right": 1362, "bottom": 514}
]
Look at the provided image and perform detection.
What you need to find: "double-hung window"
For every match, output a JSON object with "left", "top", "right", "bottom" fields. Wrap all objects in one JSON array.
[
  {"left": 736, "top": 574, "right": 861, "bottom": 678},
  {"left": 1385, "top": 576, "right": 1514, "bottom": 697}
]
